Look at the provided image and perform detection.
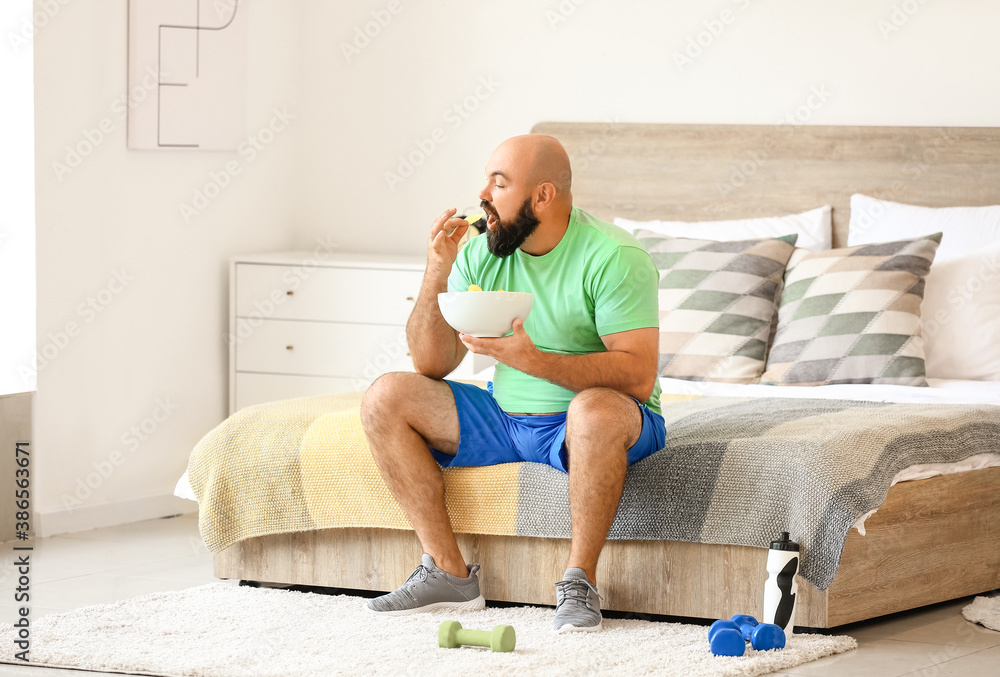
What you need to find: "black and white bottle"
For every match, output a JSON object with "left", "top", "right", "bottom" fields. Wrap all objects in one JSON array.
[{"left": 763, "top": 531, "right": 800, "bottom": 635}]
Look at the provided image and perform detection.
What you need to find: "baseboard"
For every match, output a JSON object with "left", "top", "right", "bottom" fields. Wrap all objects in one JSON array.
[{"left": 37, "top": 493, "right": 198, "bottom": 538}]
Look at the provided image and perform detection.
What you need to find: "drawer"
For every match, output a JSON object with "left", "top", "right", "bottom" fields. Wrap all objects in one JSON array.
[
  {"left": 234, "top": 373, "right": 369, "bottom": 411},
  {"left": 235, "top": 264, "right": 422, "bottom": 324},
  {"left": 235, "top": 319, "right": 412, "bottom": 378}
]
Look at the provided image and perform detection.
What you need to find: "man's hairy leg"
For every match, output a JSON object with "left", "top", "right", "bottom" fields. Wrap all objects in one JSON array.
[
  {"left": 563, "top": 387, "right": 642, "bottom": 585},
  {"left": 361, "top": 372, "right": 468, "bottom": 578}
]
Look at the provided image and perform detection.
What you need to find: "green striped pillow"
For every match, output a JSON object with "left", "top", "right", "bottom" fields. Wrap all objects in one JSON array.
[
  {"left": 635, "top": 231, "right": 799, "bottom": 383},
  {"left": 760, "top": 233, "right": 942, "bottom": 386}
]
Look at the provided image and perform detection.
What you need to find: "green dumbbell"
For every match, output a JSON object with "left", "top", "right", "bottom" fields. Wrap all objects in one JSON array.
[{"left": 438, "top": 620, "right": 516, "bottom": 653}]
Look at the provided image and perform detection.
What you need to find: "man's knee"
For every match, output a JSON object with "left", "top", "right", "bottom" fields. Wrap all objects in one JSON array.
[
  {"left": 361, "top": 372, "right": 415, "bottom": 425},
  {"left": 361, "top": 372, "right": 459, "bottom": 450},
  {"left": 566, "top": 388, "right": 640, "bottom": 448},
  {"left": 567, "top": 387, "right": 632, "bottom": 420}
]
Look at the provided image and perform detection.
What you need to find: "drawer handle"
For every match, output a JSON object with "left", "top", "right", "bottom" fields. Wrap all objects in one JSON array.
[
  {"left": 286, "top": 290, "right": 295, "bottom": 296},
  {"left": 286, "top": 345, "right": 294, "bottom": 351},
  {"left": 406, "top": 296, "right": 414, "bottom": 301}
]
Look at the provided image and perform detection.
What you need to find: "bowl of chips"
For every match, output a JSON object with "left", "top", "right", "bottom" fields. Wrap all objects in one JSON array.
[{"left": 438, "top": 286, "right": 534, "bottom": 337}]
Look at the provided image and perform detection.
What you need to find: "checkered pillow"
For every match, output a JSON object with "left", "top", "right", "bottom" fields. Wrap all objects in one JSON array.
[
  {"left": 635, "top": 231, "right": 799, "bottom": 383},
  {"left": 760, "top": 233, "right": 942, "bottom": 386}
]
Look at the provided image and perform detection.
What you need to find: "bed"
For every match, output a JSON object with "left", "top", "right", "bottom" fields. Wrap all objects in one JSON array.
[{"left": 180, "top": 122, "right": 1000, "bottom": 628}]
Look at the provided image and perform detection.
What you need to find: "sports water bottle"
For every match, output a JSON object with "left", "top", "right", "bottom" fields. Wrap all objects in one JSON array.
[{"left": 762, "top": 531, "right": 799, "bottom": 635}]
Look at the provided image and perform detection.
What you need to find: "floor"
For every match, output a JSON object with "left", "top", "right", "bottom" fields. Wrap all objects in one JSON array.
[{"left": 0, "top": 514, "right": 996, "bottom": 676}]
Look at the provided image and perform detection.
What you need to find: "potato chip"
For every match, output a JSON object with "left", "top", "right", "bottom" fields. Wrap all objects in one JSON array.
[{"left": 468, "top": 284, "right": 483, "bottom": 292}]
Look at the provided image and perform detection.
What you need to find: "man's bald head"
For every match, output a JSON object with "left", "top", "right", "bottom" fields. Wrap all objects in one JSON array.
[
  {"left": 490, "top": 134, "right": 573, "bottom": 196},
  {"left": 478, "top": 134, "right": 574, "bottom": 256}
]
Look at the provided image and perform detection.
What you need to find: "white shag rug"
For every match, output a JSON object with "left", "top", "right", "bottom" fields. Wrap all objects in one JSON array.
[
  {"left": 963, "top": 594, "right": 1000, "bottom": 632},
  {"left": 0, "top": 583, "right": 856, "bottom": 677}
]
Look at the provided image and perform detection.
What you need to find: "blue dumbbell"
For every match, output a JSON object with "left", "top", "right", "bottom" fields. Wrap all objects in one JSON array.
[
  {"left": 750, "top": 622, "right": 786, "bottom": 651},
  {"left": 707, "top": 620, "right": 745, "bottom": 657},
  {"left": 729, "top": 614, "right": 786, "bottom": 651},
  {"left": 730, "top": 614, "right": 758, "bottom": 640}
]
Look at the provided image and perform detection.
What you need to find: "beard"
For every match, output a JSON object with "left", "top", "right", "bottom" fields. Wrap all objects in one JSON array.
[{"left": 482, "top": 197, "right": 541, "bottom": 258}]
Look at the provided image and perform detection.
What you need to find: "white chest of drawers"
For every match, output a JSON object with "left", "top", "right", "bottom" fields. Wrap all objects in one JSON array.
[{"left": 228, "top": 251, "right": 427, "bottom": 414}]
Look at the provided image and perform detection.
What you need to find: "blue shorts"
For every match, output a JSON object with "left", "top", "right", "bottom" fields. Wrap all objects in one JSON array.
[{"left": 429, "top": 380, "right": 667, "bottom": 474}]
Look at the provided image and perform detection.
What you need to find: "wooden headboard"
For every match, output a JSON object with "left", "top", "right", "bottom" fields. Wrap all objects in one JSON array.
[{"left": 531, "top": 122, "right": 1000, "bottom": 247}]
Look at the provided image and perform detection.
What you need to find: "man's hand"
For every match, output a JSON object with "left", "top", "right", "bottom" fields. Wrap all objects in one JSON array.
[
  {"left": 461, "top": 325, "right": 659, "bottom": 403},
  {"left": 428, "top": 208, "right": 470, "bottom": 274},
  {"left": 459, "top": 318, "right": 539, "bottom": 372},
  {"left": 407, "top": 208, "right": 473, "bottom": 379}
]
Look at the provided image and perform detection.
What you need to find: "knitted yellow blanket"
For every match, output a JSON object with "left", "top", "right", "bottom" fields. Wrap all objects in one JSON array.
[{"left": 187, "top": 390, "right": 523, "bottom": 553}]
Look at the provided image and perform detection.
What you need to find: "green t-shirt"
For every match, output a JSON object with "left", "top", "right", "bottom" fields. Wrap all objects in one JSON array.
[{"left": 448, "top": 207, "right": 662, "bottom": 414}]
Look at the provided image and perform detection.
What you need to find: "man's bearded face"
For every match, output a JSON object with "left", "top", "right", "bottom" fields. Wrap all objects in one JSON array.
[{"left": 481, "top": 197, "right": 540, "bottom": 258}]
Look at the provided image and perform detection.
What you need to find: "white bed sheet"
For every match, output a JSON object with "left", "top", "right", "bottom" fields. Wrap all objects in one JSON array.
[
  {"left": 173, "top": 379, "right": 1000, "bottom": 535},
  {"left": 657, "top": 377, "right": 1000, "bottom": 404},
  {"left": 174, "top": 470, "right": 196, "bottom": 502}
]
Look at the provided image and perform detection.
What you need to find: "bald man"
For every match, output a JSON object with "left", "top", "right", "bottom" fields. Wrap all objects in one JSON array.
[{"left": 361, "top": 134, "right": 664, "bottom": 632}]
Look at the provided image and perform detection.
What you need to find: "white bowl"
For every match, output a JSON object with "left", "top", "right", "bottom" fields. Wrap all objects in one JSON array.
[{"left": 437, "top": 291, "right": 534, "bottom": 337}]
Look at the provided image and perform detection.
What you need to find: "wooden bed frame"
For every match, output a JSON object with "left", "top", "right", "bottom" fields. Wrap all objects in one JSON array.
[{"left": 215, "top": 122, "right": 1000, "bottom": 628}]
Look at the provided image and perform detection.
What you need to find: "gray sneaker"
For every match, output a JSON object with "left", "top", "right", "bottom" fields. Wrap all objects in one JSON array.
[
  {"left": 552, "top": 569, "right": 603, "bottom": 633},
  {"left": 366, "top": 554, "right": 485, "bottom": 615}
]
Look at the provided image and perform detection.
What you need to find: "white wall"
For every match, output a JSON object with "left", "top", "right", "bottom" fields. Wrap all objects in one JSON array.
[
  {"left": 33, "top": 0, "right": 303, "bottom": 534},
  {"left": 30, "top": 0, "right": 1000, "bottom": 535},
  {"left": 293, "top": 0, "right": 1000, "bottom": 255},
  {"left": 0, "top": 0, "right": 36, "bottom": 396}
]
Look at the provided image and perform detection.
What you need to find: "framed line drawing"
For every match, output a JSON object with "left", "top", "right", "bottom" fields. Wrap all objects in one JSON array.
[{"left": 128, "top": 0, "right": 248, "bottom": 150}]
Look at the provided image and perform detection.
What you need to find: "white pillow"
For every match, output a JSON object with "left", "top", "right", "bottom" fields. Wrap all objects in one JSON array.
[
  {"left": 848, "top": 194, "right": 1000, "bottom": 381},
  {"left": 918, "top": 242, "right": 1000, "bottom": 381},
  {"left": 847, "top": 193, "right": 1000, "bottom": 262},
  {"left": 614, "top": 206, "right": 832, "bottom": 251}
]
